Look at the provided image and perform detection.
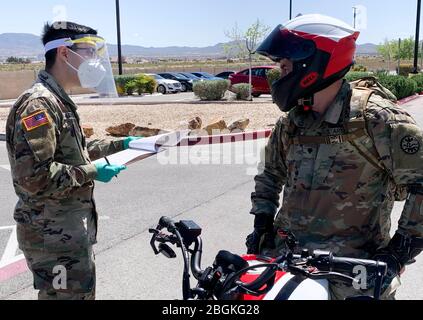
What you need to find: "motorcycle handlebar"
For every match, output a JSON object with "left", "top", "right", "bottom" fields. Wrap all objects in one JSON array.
[
  {"left": 236, "top": 252, "right": 388, "bottom": 296},
  {"left": 152, "top": 217, "right": 387, "bottom": 299},
  {"left": 159, "top": 216, "right": 177, "bottom": 232},
  {"left": 156, "top": 216, "right": 205, "bottom": 280},
  {"left": 310, "top": 250, "right": 388, "bottom": 277},
  {"left": 191, "top": 238, "right": 204, "bottom": 280}
]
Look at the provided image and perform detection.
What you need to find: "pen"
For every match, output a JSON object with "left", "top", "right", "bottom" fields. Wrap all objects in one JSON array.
[{"left": 104, "top": 156, "right": 118, "bottom": 178}]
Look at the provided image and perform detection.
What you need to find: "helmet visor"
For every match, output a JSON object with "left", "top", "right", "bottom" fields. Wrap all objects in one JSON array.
[{"left": 256, "top": 25, "right": 316, "bottom": 62}]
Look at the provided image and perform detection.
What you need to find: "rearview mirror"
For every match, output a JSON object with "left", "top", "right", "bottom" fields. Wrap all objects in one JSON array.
[{"left": 159, "top": 243, "right": 177, "bottom": 259}]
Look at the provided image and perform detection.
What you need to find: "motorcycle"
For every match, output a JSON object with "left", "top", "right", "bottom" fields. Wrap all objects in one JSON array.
[{"left": 149, "top": 216, "right": 388, "bottom": 300}]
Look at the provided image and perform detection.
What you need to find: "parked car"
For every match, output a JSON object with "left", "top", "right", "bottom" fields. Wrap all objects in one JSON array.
[
  {"left": 178, "top": 72, "right": 204, "bottom": 82},
  {"left": 191, "top": 72, "right": 223, "bottom": 81},
  {"left": 228, "top": 66, "right": 277, "bottom": 97},
  {"left": 146, "top": 73, "right": 182, "bottom": 94},
  {"left": 215, "top": 71, "right": 235, "bottom": 79},
  {"left": 158, "top": 72, "right": 193, "bottom": 92}
]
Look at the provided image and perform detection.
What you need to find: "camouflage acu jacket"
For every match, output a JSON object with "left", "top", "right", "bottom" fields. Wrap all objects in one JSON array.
[
  {"left": 251, "top": 81, "right": 423, "bottom": 258},
  {"left": 6, "top": 70, "right": 124, "bottom": 252}
]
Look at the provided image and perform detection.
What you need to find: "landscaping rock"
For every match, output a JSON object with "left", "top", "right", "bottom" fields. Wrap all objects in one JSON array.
[
  {"left": 106, "top": 123, "right": 136, "bottom": 137},
  {"left": 189, "top": 129, "right": 208, "bottom": 137},
  {"left": 82, "top": 125, "right": 94, "bottom": 138},
  {"left": 203, "top": 120, "right": 227, "bottom": 135},
  {"left": 129, "top": 126, "right": 167, "bottom": 137},
  {"left": 188, "top": 117, "right": 203, "bottom": 130},
  {"left": 224, "top": 90, "right": 237, "bottom": 101},
  {"left": 228, "top": 119, "right": 250, "bottom": 132}
]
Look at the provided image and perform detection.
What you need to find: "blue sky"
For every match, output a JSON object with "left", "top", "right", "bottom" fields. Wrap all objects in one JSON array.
[{"left": 0, "top": 0, "right": 421, "bottom": 47}]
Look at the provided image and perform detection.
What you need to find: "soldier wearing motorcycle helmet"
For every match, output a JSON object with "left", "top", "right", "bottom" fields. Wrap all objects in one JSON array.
[{"left": 246, "top": 14, "right": 423, "bottom": 300}]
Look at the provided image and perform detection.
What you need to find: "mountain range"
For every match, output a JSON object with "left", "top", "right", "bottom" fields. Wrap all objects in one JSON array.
[{"left": 0, "top": 33, "right": 379, "bottom": 60}]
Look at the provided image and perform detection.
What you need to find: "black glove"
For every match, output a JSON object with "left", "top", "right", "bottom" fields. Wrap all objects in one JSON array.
[
  {"left": 371, "top": 232, "right": 423, "bottom": 293},
  {"left": 245, "top": 214, "right": 275, "bottom": 255},
  {"left": 371, "top": 252, "right": 401, "bottom": 293},
  {"left": 246, "top": 230, "right": 263, "bottom": 254}
]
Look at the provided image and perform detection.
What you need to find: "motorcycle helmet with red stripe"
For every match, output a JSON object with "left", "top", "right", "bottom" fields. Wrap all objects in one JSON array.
[{"left": 256, "top": 14, "right": 360, "bottom": 112}]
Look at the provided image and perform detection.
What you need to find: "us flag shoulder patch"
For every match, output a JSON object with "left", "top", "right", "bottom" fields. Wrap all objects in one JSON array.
[{"left": 22, "top": 110, "right": 51, "bottom": 132}]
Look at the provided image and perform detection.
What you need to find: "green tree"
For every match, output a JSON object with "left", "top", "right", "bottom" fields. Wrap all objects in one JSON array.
[
  {"left": 224, "top": 19, "right": 270, "bottom": 99},
  {"left": 377, "top": 37, "right": 416, "bottom": 61},
  {"left": 377, "top": 39, "right": 395, "bottom": 62},
  {"left": 399, "top": 37, "right": 414, "bottom": 60},
  {"left": 223, "top": 19, "right": 270, "bottom": 60},
  {"left": 6, "top": 56, "right": 31, "bottom": 64},
  {"left": 6, "top": 56, "right": 19, "bottom": 64}
]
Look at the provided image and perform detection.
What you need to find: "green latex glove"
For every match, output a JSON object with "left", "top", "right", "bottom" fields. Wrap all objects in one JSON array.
[
  {"left": 94, "top": 163, "right": 127, "bottom": 183},
  {"left": 123, "top": 136, "right": 143, "bottom": 150}
]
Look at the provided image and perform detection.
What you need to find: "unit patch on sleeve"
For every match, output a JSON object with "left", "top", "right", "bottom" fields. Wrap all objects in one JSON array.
[{"left": 400, "top": 135, "right": 420, "bottom": 155}]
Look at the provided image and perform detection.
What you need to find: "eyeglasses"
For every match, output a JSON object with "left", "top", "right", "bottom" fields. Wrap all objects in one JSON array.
[{"left": 72, "top": 46, "right": 98, "bottom": 59}]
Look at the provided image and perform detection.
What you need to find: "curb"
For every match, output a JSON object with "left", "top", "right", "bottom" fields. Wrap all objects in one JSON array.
[
  {"left": 0, "top": 258, "right": 28, "bottom": 283},
  {"left": 75, "top": 100, "right": 272, "bottom": 107},
  {"left": 0, "top": 98, "right": 272, "bottom": 109},
  {"left": 397, "top": 94, "right": 422, "bottom": 105}
]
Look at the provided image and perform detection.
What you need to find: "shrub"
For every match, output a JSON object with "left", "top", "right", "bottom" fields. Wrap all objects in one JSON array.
[
  {"left": 193, "top": 80, "right": 230, "bottom": 101},
  {"left": 398, "top": 77, "right": 418, "bottom": 99},
  {"left": 114, "top": 74, "right": 157, "bottom": 96},
  {"left": 409, "top": 73, "right": 423, "bottom": 93},
  {"left": 396, "top": 64, "right": 417, "bottom": 76},
  {"left": 352, "top": 64, "right": 367, "bottom": 72},
  {"left": 114, "top": 75, "right": 134, "bottom": 95},
  {"left": 344, "top": 71, "right": 419, "bottom": 99},
  {"left": 267, "top": 68, "right": 282, "bottom": 88},
  {"left": 124, "top": 80, "right": 137, "bottom": 95},
  {"left": 134, "top": 74, "right": 156, "bottom": 95},
  {"left": 374, "top": 70, "right": 389, "bottom": 78},
  {"left": 230, "top": 83, "right": 252, "bottom": 100},
  {"left": 344, "top": 71, "right": 374, "bottom": 82},
  {"left": 377, "top": 75, "right": 417, "bottom": 99}
]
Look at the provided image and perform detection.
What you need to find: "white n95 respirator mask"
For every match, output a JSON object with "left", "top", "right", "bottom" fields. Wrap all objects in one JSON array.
[
  {"left": 44, "top": 35, "right": 118, "bottom": 98},
  {"left": 66, "top": 50, "right": 107, "bottom": 89}
]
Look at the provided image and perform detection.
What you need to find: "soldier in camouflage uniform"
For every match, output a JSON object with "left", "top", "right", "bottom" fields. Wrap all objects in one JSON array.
[
  {"left": 246, "top": 14, "right": 423, "bottom": 299},
  {"left": 6, "top": 22, "right": 136, "bottom": 300}
]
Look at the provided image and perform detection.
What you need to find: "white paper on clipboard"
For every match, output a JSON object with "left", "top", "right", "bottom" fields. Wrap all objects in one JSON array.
[
  {"left": 93, "top": 130, "right": 190, "bottom": 166},
  {"left": 128, "top": 130, "right": 190, "bottom": 152}
]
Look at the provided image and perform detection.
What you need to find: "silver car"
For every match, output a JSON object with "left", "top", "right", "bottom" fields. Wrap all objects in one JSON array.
[{"left": 146, "top": 74, "right": 182, "bottom": 94}]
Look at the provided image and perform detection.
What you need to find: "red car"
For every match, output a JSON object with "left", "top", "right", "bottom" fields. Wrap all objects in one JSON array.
[{"left": 229, "top": 66, "right": 277, "bottom": 97}]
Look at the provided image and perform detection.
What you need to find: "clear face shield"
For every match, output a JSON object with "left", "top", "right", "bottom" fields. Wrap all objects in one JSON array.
[{"left": 44, "top": 34, "right": 118, "bottom": 98}]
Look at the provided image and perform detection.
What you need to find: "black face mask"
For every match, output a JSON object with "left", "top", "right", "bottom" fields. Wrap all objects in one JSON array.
[
  {"left": 270, "top": 51, "right": 334, "bottom": 113},
  {"left": 271, "top": 62, "right": 308, "bottom": 112}
]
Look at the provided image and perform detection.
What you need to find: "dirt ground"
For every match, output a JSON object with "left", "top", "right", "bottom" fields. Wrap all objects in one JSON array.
[{"left": 0, "top": 102, "right": 282, "bottom": 139}]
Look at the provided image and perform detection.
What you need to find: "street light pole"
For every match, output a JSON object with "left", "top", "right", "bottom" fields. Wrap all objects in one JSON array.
[
  {"left": 115, "top": 0, "right": 123, "bottom": 75},
  {"left": 246, "top": 39, "right": 254, "bottom": 101},
  {"left": 421, "top": 40, "right": 423, "bottom": 70},
  {"left": 353, "top": 6, "right": 357, "bottom": 29},
  {"left": 414, "top": 0, "right": 422, "bottom": 73},
  {"left": 290, "top": 0, "right": 293, "bottom": 20},
  {"left": 398, "top": 38, "right": 402, "bottom": 75}
]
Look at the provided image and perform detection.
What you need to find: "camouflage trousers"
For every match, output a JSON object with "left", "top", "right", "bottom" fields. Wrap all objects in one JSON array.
[
  {"left": 329, "top": 276, "right": 400, "bottom": 300},
  {"left": 21, "top": 246, "right": 96, "bottom": 300}
]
